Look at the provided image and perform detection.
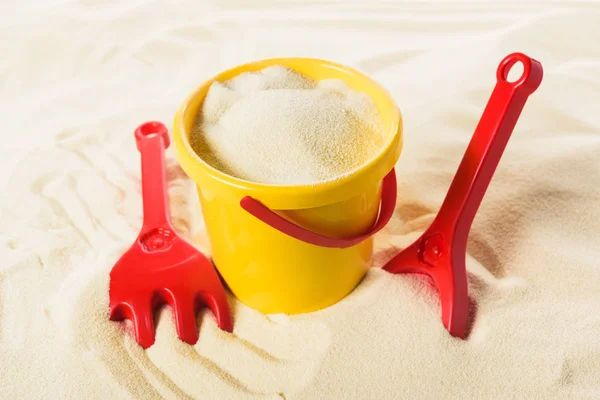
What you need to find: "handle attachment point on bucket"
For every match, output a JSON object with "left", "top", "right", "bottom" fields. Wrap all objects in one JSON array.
[{"left": 240, "top": 169, "right": 397, "bottom": 248}]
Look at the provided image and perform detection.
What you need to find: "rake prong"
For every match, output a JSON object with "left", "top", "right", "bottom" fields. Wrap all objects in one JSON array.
[
  {"left": 173, "top": 294, "right": 200, "bottom": 345},
  {"left": 201, "top": 291, "right": 234, "bottom": 333},
  {"left": 131, "top": 300, "right": 156, "bottom": 349},
  {"left": 108, "top": 301, "right": 129, "bottom": 322}
]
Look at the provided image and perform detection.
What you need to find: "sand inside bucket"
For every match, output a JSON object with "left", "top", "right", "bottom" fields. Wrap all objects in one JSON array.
[{"left": 190, "top": 66, "right": 384, "bottom": 185}]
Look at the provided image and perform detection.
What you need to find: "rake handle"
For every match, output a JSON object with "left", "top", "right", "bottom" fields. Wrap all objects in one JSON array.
[{"left": 134, "top": 121, "right": 172, "bottom": 231}]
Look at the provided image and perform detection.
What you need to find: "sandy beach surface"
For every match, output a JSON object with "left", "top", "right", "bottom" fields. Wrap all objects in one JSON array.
[{"left": 1, "top": 1, "right": 599, "bottom": 399}]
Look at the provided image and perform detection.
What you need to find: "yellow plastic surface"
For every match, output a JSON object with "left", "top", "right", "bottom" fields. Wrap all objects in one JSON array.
[{"left": 173, "top": 57, "right": 403, "bottom": 314}]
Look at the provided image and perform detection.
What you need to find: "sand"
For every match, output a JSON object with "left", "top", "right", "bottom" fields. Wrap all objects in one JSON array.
[
  {"left": 1, "top": 1, "right": 600, "bottom": 399},
  {"left": 191, "top": 66, "right": 383, "bottom": 185}
]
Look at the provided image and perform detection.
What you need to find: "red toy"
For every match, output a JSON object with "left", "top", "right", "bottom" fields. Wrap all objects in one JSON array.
[
  {"left": 108, "top": 121, "right": 233, "bottom": 348},
  {"left": 383, "top": 52, "right": 543, "bottom": 338}
]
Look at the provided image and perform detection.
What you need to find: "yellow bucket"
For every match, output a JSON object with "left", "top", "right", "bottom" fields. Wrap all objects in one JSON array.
[{"left": 173, "top": 58, "right": 403, "bottom": 314}]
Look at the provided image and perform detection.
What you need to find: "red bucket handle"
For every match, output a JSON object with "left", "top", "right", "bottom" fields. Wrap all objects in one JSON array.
[{"left": 239, "top": 169, "right": 397, "bottom": 248}]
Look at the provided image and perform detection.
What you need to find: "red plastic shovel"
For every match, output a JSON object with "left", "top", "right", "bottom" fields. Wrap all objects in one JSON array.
[
  {"left": 383, "top": 52, "right": 543, "bottom": 338},
  {"left": 108, "top": 121, "right": 233, "bottom": 348}
]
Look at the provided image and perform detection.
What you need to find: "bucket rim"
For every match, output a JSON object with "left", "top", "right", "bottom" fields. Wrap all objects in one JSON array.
[{"left": 173, "top": 56, "right": 403, "bottom": 210}]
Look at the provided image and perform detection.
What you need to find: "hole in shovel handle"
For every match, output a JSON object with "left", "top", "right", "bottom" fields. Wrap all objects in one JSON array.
[
  {"left": 240, "top": 169, "right": 397, "bottom": 249},
  {"left": 496, "top": 52, "right": 543, "bottom": 94}
]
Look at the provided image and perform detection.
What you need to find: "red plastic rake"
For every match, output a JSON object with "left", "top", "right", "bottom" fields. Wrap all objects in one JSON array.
[{"left": 109, "top": 121, "right": 233, "bottom": 348}]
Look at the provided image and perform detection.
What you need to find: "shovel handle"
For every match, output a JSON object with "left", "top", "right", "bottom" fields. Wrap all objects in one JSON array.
[{"left": 435, "top": 52, "right": 543, "bottom": 243}]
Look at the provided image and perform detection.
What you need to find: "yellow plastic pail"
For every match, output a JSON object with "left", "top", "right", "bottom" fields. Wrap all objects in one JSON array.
[{"left": 173, "top": 57, "right": 402, "bottom": 314}]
